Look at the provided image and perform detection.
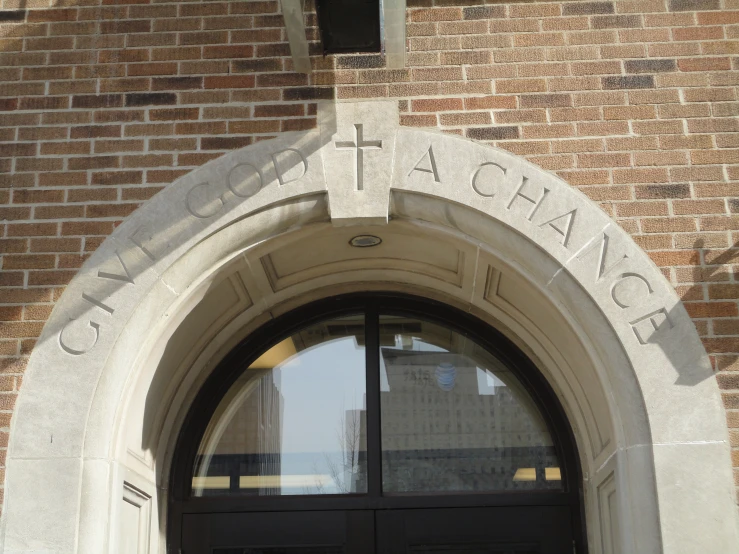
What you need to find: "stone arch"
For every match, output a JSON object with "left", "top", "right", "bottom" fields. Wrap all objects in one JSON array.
[{"left": 3, "top": 101, "right": 736, "bottom": 554}]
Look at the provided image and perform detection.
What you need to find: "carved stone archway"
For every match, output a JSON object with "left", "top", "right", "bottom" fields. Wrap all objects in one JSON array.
[{"left": 3, "top": 101, "right": 737, "bottom": 554}]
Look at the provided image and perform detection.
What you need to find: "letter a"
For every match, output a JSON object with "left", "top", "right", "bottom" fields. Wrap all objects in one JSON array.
[
  {"left": 540, "top": 209, "right": 577, "bottom": 248},
  {"left": 408, "top": 146, "right": 441, "bottom": 183}
]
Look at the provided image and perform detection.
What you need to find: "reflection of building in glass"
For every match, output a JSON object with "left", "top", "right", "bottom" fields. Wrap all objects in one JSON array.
[
  {"left": 197, "top": 370, "right": 284, "bottom": 496},
  {"left": 378, "top": 348, "right": 561, "bottom": 492},
  {"left": 346, "top": 407, "right": 368, "bottom": 494}
]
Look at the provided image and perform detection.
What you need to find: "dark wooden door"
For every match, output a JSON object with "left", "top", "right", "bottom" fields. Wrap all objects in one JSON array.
[
  {"left": 182, "top": 510, "right": 375, "bottom": 554},
  {"left": 376, "top": 506, "right": 574, "bottom": 554},
  {"left": 181, "top": 506, "right": 573, "bottom": 554}
]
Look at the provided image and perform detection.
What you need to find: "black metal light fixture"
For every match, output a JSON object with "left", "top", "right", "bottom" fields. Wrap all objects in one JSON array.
[{"left": 316, "top": 0, "right": 382, "bottom": 54}]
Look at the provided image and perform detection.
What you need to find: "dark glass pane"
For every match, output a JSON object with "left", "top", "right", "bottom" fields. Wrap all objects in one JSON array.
[
  {"left": 409, "top": 545, "right": 539, "bottom": 553},
  {"left": 192, "top": 315, "right": 367, "bottom": 496},
  {"left": 378, "top": 316, "right": 562, "bottom": 493},
  {"left": 213, "top": 545, "right": 344, "bottom": 554}
]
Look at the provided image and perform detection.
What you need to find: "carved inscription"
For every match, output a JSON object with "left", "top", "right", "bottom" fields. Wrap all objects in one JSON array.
[
  {"left": 611, "top": 273, "right": 654, "bottom": 309},
  {"left": 463, "top": 157, "right": 675, "bottom": 346},
  {"left": 471, "top": 162, "right": 506, "bottom": 198},
  {"left": 59, "top": 142, "right": 311, "bottom": 356},
  {"left": 408, "top": 146, "right": 441, "bottom": 183},
  {"left": 58, "top": 231, "right": 160, "bottom": 356},
  {"left": 271, "top": 148, "right": 307, "bottom": 187},
  {"left": 186, "top": 148, "right": 307, "bottom": 219},
  {"left": 630, "top": 308, "right": 673, "bottom": 345},
  {"left": 59, "top": 318, "right": 100, "bottom": 356},
  {"left": 335, "top": 123, "right": 382, "bottom": 191},
  {"left": 506, "top": 177, "right": 550, "bottom": 221},
  {"left": 57, "top": 129, "right": 681, "bottom": 357}
]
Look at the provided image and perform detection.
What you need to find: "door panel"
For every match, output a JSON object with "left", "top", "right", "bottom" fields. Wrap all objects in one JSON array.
[
  {"left": 376, "top": 507, "right": 573, "bottom": 554},
  {"left": 182, "top": 511, "right": 374, "bottom": 554}
]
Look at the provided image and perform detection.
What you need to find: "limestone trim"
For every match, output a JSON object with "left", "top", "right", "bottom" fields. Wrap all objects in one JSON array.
[{"left": 3, "top": 101, "right": 736, "bottom": 554}]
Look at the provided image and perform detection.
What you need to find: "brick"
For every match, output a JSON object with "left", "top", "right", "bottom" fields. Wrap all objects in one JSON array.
[
  {"left": 257, "top": 73, "right": 310, "bottom": 88},
  {"left": 615, "top": 201, "right": 669, "bottom": 217},
  {"left": 608, "top": 136, "right": 659, "bottom": 151},
  {"left": 0, "top": 323, "right": 45, "bottom": 340},
  {"left": 0, "top": 10, "right": 26, "bottom": 21},
  {"left": 692, "top": 150, "right": 739, "bottom": 165},
  {"left": 624, "top": 59, "right": 676, "bottom": 74},
  {"left": 203, "top": 45, "right": 254, "bottom": 59},
  {"left": 18, "top": 97, "right": 69, "bottom": 111},
  {"left": 438, "top": 20, "right": 488, "bottom": 35},
  {"left": 70, "top": 125, "right": 121, "bottom": 139},
  {"left": 36, "top": 205, "right": 85, "bottom": 220},
  {"left": 636, "top": 184, "right": 691, "bottom": 199},
  {"left": 463, "top": 6, "right": 505, "bottom": 19},
  {"left": 701, "top": 216, "right": 739, "bottom": 231},
  {"left": 659, "top": 103, "right": 710, "bottom": 118},
  {"left": 72, "top": 94, "right": 123, "bottom": 109},
  {"left": 685, "top": 302, "right": 738, "bottom": 318},
  {"left": 253, "top": 104, "right": 304, "bottom": 117},
  {"left": 632, "top": 120, "right": 684, "bottom": 135},
  {"left": 603, "top": 105, "right": 656, "bottom": 120},
  {"left": 400, "top": 114, "right": 437, "bottom": 127},
  {"left": 204, "top": 75, "right": 256, "bottom": 89},
  {"left": 578, "top": 152, "right": 631, "bottom": 168},
  {"left": 3, "top": 255, "right": 55, "bottom": 270},
  {"left": 229, "top": 120, "right": 281, "bottom": 134},
  {"left": 152, "top": 77, "right": 203, "bottom": 91},
  {"left": 678, "top": 57, "right": 731, "bottom": 72},
  {"left": 614, "top": 167, "right": 670, "bottom": 184},
  {"left": 467, "top": 126, "right": 520, "bottom": 140},
  {"left": 99, "top": 20, "right": 150, "bottom": 34},
  {"left": 150, "top": 108, "right": 199, "bottom": 121},
  {"left": 496, "top": 109, "right": 548, "bottom": 124},
  {"left": 336, "top": 55, "right": 384, "bottom": 69},
  {"left": 0, "top": 143, "right": 35, "bottom": 157},
  {"left": 669, "top": 0, "right": 720, "bottom": 9},
  {"left": 412, "top": 98, "right": 464, "bottom": 112},
  {"left": 698, "top": 11, "right": 739, "bottom": 25},
  {"left": 522, "top": 123, "right": 575, "bottom": 139},
  {"left": 68, "top": 156, "right": 120, "bottom": 171},
  {"left": 592, "top": 15, "right": 641, "bottom": 28},
  {"left": 674, "top": 199, "right": 727, "bottom": 214},
  {"left": 127, "top": 63, "right": 177, "bottom": 76},
  {"left": 513, "top": 32, "right": 565, "bottom": 48},
  {"left": 281, "top": 118, "right": 316, "bottom": 132},
  {"left": 232, "top": 59, "right": 283, "bottom": 73},
  {"left": 411, "top": 7, "right": 462, "bottom": 21},
  {"left": 200, "top": 136, "right": 254, "bottom": 150},
  {"left": 12, "top": 190, "right": 64, "bottom": 204},
  {"left": 439, "top": 112, "right": 492, "bottom": 126},
  {"left": 602, "top": 75, "right": 655, "bottom": 89},
  {"left": 510, "top": 3, "right": 561, "bottom": 17},
  {"left": 710, "top": 285, "right": 739, "bottom": 300},
  {"left": 0, "top": 207, "right": 30, "bottom": 220},
  {"left": 174, "top": 121, "right": 227, "bottom": 135},
  {"left": 464, "top": 96, "right": 516, "bottom": 110},
  {"left": 673, "top": 26, "right": 723, "bottom": 42},
  {"left": 0, "top": 239, "right": 28, "bottom": 254}
]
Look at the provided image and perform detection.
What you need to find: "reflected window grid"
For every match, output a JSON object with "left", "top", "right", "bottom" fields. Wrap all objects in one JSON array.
[{"left": 191, "top": 313, "right": 562, "bottom": 497}]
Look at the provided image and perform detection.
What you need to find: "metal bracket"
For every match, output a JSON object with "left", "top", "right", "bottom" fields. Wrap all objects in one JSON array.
[
  {"left": 280, "top": 0, "right": 312, "bottom": 74},
  {"left": 382, "top": 0, "right": 406, "bottom": 69}
]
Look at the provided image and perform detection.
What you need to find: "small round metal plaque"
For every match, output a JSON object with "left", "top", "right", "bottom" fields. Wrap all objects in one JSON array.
[{"left": 349, "top": 235, "right": 382, "bottom": 248}]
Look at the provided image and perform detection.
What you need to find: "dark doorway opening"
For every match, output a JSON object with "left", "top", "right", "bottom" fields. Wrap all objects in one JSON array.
[{"left": 169, "top": 294, "right": 586, "bottom": 553}]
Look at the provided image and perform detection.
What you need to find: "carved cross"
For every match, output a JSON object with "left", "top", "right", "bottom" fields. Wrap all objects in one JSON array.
[{"left": 335, "top": 123, "right": 383, "bottom": 191}]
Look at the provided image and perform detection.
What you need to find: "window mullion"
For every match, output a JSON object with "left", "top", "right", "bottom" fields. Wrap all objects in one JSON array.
[{"left": 365, "top": 308, "right": 383, "bottom": 498}]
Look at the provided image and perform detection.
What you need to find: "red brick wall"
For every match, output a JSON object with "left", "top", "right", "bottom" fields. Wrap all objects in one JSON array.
[{"left": 1, "top": 0, "right": 738, "bottom": 506}]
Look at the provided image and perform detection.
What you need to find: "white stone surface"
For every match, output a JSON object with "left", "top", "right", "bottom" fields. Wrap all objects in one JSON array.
[
  {"left": 3, "top": 100, "right": 737, "bottom": 554},
  {"left": 319, "top": 101, "right": 397, "bottom": 224}
]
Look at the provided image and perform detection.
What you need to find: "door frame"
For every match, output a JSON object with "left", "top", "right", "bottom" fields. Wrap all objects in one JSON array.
[{"left": 168, "top": 292, "right": 586, "bottom": 553}]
